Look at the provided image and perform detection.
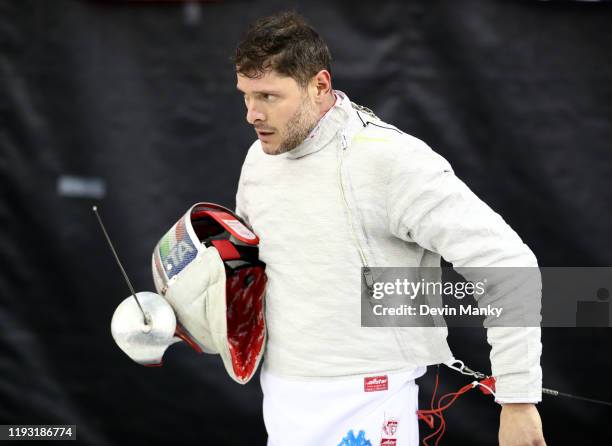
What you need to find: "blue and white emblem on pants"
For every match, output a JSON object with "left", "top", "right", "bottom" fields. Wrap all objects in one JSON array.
[{"left": 338, "top": 429, "right": 372, "bottom": 446}]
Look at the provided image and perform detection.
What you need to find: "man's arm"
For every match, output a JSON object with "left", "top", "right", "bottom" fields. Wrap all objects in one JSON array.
[{"left": 385, "top": 136, "right": 545, "bottom": 444}]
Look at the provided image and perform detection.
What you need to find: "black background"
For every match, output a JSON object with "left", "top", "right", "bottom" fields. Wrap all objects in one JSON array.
[{"left": 1, "top": 0, "right": 611, "bottom": 444}]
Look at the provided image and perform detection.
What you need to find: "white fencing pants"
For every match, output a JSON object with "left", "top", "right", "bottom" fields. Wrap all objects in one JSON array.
[{"left": 261, "top": 366, "right": 426, "bottom": 446}]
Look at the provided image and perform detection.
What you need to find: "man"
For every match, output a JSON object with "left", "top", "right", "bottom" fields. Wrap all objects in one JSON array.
[{"left": 233, "top": 11, "right": 546, "bottom": 446}]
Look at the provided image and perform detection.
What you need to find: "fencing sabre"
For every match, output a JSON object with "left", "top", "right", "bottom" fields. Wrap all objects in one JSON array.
[{"left": 93, "top": 206, "right": 180, "bottom": 366}]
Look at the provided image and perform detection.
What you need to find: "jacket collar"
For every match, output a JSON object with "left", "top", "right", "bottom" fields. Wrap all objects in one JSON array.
[{"left": 286, "top": 90, "right": 353, "bottom": 160}]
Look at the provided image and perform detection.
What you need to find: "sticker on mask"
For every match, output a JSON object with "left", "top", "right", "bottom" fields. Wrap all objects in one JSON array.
[
  {"left": 364, "top": 375, "right": 388, "bottom": 392},
  {"left": 222, "top": 219, "right": 256, "bottom": 240}
]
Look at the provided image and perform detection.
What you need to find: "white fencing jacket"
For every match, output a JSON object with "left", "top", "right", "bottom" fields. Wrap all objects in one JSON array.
[{"left": 236, "top": 90, "right": 542, "bottom": 403}]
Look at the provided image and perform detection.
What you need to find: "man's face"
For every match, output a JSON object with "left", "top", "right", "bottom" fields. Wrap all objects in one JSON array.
[{"left": 236, "top": 70, "right": 320, "bottom": 155}]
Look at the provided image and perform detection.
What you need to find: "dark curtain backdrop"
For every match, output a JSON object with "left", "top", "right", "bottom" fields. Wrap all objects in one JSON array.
[{"left": 1, "top": 0, "right": 611, "bottom": 444}]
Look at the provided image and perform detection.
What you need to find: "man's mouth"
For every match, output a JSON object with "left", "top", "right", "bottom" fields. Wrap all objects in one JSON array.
[{"left": 256, "top": 129, "right": 275, "bottom": 142}]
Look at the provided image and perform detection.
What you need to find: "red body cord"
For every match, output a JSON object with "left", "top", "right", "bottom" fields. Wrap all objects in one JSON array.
[{"left": 416, "top": 367, "right": 497, "bottom": 446}]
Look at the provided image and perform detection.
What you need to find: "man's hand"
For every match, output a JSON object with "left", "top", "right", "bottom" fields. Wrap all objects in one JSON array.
[{"left": 499, "top": 403, "right": 546, "bottom": 446}]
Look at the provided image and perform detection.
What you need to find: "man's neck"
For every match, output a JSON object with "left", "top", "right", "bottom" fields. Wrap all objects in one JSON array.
[{"left": 318, "top": 91, "right": 337, "bottom": 119}]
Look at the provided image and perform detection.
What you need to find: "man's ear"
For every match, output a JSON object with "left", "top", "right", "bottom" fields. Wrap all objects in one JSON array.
[{"left": 311, "top": 69, "right": 332, "bottom": 102}]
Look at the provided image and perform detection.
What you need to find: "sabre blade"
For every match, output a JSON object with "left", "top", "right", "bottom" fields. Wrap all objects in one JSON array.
[
  {"left": 92, "top": 206, "right": 150, "bottom": 326},
  {"left": 543, "top": 388, "right": 612, "bottom": 407}
]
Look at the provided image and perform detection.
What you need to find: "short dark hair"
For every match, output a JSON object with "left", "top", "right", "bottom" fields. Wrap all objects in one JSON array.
[{"left": 234, "top": 11, "right": 332, "bottom": 88}]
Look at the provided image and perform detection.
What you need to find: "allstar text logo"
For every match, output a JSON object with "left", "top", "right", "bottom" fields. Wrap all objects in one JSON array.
[{"left": 364, "top": 375, "right": 388, "bottom": 392}]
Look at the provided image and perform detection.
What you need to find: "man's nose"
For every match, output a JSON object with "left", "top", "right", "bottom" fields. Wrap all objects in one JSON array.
[{"left": 246, "top": 104, "right": 265, "bottom": 124}]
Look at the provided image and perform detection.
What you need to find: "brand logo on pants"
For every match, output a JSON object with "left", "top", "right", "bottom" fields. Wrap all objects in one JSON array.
[
  {"left": 382, "top": 417, "right": 399, "bottom": 436},
  {"left": 364, "top": 375, "right": 388, "bottom": 392}
]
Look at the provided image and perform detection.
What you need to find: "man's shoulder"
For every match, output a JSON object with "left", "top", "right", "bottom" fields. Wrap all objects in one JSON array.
[
  {"left": 349, "top": 111, "right": 433, "bottom": 158},
  {"left": 345, "top": 108, "right": 452, "bottom": 173}
]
